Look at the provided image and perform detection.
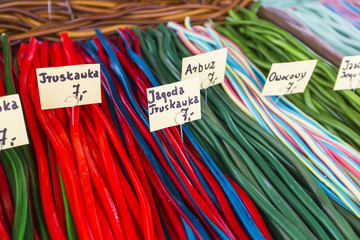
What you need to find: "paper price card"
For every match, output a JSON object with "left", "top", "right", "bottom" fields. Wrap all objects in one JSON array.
[
  {"left": 181, "top": 48, "right": 227, "bottom": 89},
  {"left": 0, "top": 94, "right": 29, "bottom": 150},
  {"left": 262, "top": 60, "right": 318, "bottom": 96},
  {"left": 334, "top": 56, "right": 360, "bottom": 90},
  {"left": 36, "top": 64, "right": 101, "bottom": 110},
  {"left": 147, "top": 78, "right": 201, "bottom": 132}
]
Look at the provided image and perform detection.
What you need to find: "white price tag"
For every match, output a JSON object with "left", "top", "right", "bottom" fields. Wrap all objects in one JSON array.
[
  {"left": 181, "top": 48, "right": 227, "bottom": 89},
  {"left": 36, "top": 64, "right": 102, "bottom": 110},
  {"left": 262, "top": 60, "right": 317, "bottom": 96},
  {"left": 0, "top": 94, "right": 29, "bottom": 150},
  {"left": 334, "top": 56, "right": 360, "bottom": 90},
  {"left": 147, "top": 78, "right": 201, "bottom": 132}
]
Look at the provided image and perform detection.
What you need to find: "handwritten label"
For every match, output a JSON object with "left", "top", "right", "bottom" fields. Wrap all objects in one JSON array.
[
  {"left": 0, "top": 94, "right": 29, "bottom": 150},
  {"left": 262, "top": 60, "right": 318, "bottom": 96},
  {"left": 36, "top": 64, "right": 101, "bottom": 110},
  {"left": 334, "top": 56, "right": 360, "bottom": 90},
  {"left": 181, "top": 48, "right": 227, "bottom": 89},
  {"left": 147, "top": 78, "right": 201, "bottom": 132}
]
